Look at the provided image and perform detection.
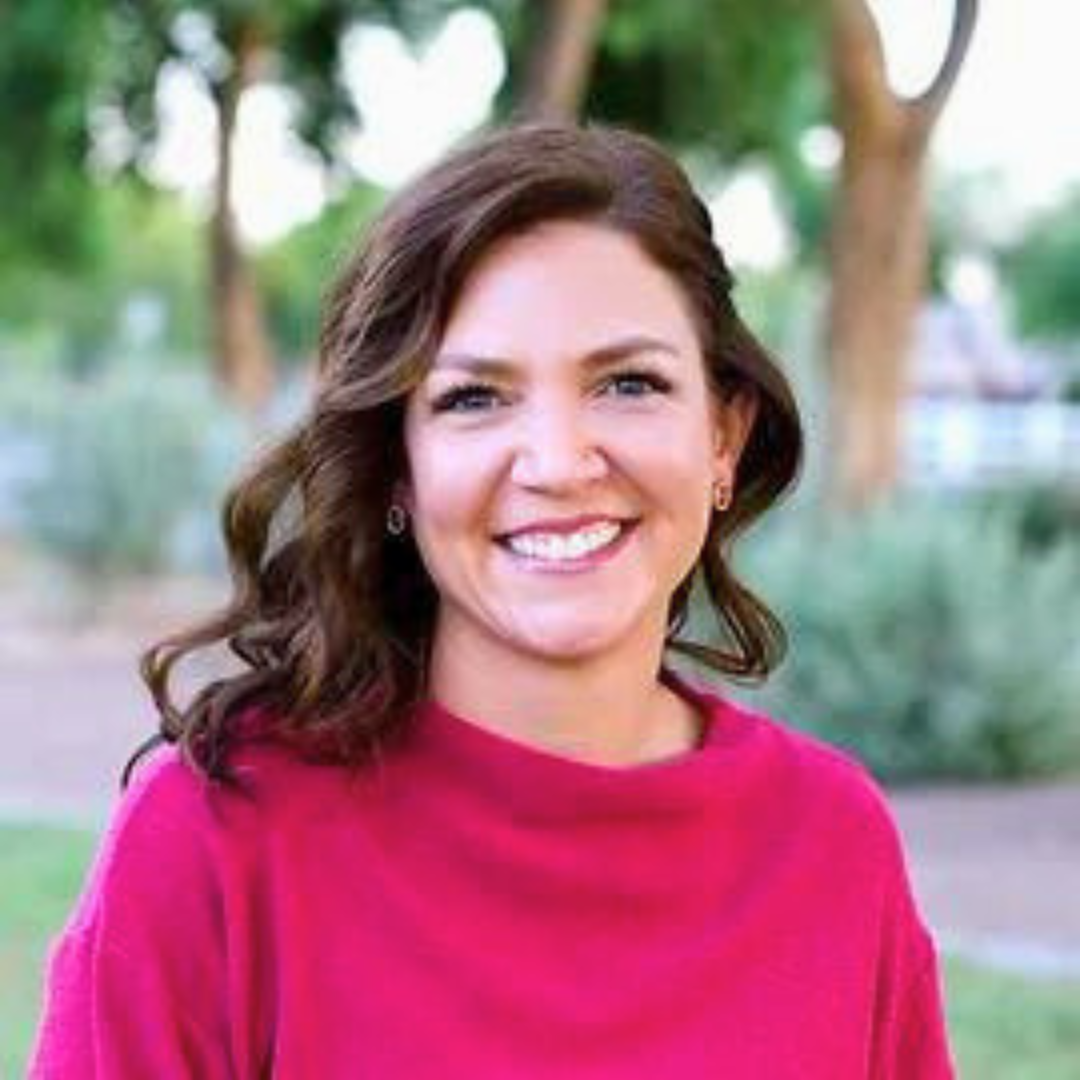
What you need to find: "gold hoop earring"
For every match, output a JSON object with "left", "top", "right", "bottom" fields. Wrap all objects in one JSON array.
[
  {"left": 386, "top": 503, "right": 408, "bottom": 536},
  {"left": 713, "top": 480, "right": 733, "bottom": 513}
]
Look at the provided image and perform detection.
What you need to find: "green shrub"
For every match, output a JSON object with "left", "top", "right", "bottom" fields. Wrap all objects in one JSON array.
[
  {"left": 3, "top": 366, "right": 246, "bottom": 576},
  {"left": 1063, "top": 372, "right": 1080, "bottom": 404},
  {"left": 973, "top": 483, "right": 1080, "bottom": 553},
  {"left": 733, "top": 498, "right": 1080, "bottom": 782}
]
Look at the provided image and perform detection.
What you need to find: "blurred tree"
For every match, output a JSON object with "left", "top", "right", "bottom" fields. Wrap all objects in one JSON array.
[
  {"left": 0, "top": 0, "right": 446, "bottom": 408},
  {"left": 100, "top": 0, "right": 384, "bottom": 409},
  {"left": 493, "top": 0, "right": 822, "bottom": 174},
  {"left": 514, "top": 0, "right": 609, "bottom": 119},
  {"left": 0, "top": 0, "right": 107, "bottom": 268},
  {"left": 824, "top": 0, "right": 977, "bottom": 510},
  {"left": 0, "top": 181, "right": 204, "bottom": 375},
  {"left": 998, "top": 188, "right": 1080, "bottom": 344},
  {"left": 257, "top": 181, "right": 385, "bottom": 364}
]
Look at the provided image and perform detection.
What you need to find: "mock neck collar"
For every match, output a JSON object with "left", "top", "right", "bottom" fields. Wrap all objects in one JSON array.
[{"left": 400, "top": 667, "right": 761, "bottom": 826}]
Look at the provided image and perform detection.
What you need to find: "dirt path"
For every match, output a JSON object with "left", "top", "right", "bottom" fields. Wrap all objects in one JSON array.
[{"left": 2, "top": 617, "right": 1078, "bottom": 974}]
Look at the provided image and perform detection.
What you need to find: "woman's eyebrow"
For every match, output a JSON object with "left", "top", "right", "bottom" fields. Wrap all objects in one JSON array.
[{"left": 432, "top": 334, "right": 681, "bottom": 377}]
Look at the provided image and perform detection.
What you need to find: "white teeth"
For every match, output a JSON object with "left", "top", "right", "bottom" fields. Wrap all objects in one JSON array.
[{"left": 505, "top": 522, "right": 623, "bottom": 561}]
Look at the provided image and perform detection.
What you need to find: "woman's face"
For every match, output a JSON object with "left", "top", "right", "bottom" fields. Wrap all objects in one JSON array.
[{"left": 401, "top": 220, "right": 756, "bottom": 667}]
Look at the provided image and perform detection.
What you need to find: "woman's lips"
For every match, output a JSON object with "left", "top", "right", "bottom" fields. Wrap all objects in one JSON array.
[{"left": 495, "top": 514, "right": 634, "bottom": 541}]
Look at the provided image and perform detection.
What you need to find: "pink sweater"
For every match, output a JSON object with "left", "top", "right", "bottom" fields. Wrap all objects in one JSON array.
[{"left": 32, "top": 673, "right": 953, "bottom": 1078}]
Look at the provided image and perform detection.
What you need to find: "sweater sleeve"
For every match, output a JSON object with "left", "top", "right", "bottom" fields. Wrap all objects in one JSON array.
[
  {"left": 29, "top": 750, "right": 235, "bottom": 1079},
  {"left": 864, "top": 779, "right": 956, "bottom": 1080},
  {"left": 892, "top": 952, "right": 955, "bottom": 1079}
]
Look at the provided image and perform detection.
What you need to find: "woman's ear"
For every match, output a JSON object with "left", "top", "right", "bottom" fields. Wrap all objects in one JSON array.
[
  {"left": 393, "top": 480, "right": 414, "bottom": 513},
  {"left": 713, "top": 389, "right": 760, "bottom": 476}
]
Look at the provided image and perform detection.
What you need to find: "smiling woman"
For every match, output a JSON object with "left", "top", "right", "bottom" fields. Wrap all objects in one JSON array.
[
  {"left": 399, "top": 221, "right": 761, "bottom": 759},
  {"left": 31, "top": 123, "right": 954, "bottom": 1078}
]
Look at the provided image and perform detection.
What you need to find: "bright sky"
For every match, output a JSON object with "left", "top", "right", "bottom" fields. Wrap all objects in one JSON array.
[
  {"left": 147, "top": 1, "right": 1080, "bottom": 263},
  {"left": 878, "top": 0, "right": 1080, "bottom": 213}
]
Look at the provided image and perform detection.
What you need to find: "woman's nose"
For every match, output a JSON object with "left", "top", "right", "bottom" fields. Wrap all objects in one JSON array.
[{"left": 509, "top": 403, "right": 608, "bottom": 491}]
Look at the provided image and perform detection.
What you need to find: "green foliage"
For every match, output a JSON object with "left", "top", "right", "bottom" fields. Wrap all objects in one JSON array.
[
  {"left": 596, "top": 0, "right": 824, "bottom": 168},
  {"left": 257, "top": 182, "right": 386, "bottom": 361},
  {"left": 0, "top": 0, "right": 107, "bottom": 264},
  {"left": 1, "top": 365, "right": 246, "bottom": 576},
  {"left": 737, "top": 497, "right": 1080, "bottom": 782},
  {"left": 1062, "top": 370, "right": 1080, "bottom": 405},
  {"left": 0, "top": 182, "right": 206, "bottom": 376},
  {"left": 730, "top": 265, "right": 822, "bottom": 360},
  {"left": 0, "top": 0, "right": 414, "bottom": 275},
  {"left": 489, "top": 0, "right": 825, "bottom": 174},
  {"left": 999, "top": 188, "right": 1080, "bottom": 343},
  {"left": 779, "top": 152, "right": 833, "bottom": 264},
  {"left": 972, "top": 483, "right": 1080, "bottom": 554},
  {"left": 927, "top": 172, "right": 1014, "bottom": 300}
]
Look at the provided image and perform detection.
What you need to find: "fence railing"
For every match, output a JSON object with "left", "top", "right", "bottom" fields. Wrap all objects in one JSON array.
[{"left": 905, "top": 400, "right": 1080, "bottom": 486}]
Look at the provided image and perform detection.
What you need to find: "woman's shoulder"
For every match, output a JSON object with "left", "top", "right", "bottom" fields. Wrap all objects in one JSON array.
[
  {"left": 71, "top": 728, "right": 354, "bottom": 927},
  {"left": 707, "top": 693, "right": 926, "bottom": 928},
  {"left": 708, "top": 689, "right": 906, "bottom": 851},
  {"left": 100, "top": 743, "right": 217, "bottom": 862},
  {"left": 60, "top": 745, "right": 222, "bottom": 940},
  {"left": 120, "top": 722, "right": 358, "bottom": 832}
]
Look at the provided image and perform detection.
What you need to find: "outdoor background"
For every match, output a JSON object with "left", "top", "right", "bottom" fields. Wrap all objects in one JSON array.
[{"left": 2, "top": 0, "right": 1079, "bottom": 1075}]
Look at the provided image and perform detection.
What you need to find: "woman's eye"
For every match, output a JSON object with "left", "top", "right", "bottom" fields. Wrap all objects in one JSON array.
[
  {"left": 431, "top": 383, "right": 502, "bottom": 413},
  {"left": 602, "top": 370, "right": 673, "bottom": 398}
]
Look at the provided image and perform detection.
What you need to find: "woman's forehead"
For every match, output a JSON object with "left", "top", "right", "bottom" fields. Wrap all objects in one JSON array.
[{"left": 437, "top": 222, "right": 701, "bottom": 358}]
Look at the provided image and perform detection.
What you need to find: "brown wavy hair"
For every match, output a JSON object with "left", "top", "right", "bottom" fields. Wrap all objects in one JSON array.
[{"left": 131, "top": 120, "right": 803, "bottom": 785}]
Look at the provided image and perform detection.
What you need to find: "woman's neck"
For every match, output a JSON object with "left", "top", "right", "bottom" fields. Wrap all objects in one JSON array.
[{"left": 424, "top": 619, "right": 703, "bottom": 768}]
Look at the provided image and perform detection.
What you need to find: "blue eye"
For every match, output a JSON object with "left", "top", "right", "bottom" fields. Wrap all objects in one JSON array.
[
  {"left": 603, "top": 370, "right": 673, "bottom": 398},
  {"left": 431, "top": 383, "right": 502, "bottom": 413}
]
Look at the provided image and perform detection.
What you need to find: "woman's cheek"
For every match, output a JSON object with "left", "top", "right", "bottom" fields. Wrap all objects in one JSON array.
[{"left": 413, "top": 434, "right": 505, "bottom": 524}]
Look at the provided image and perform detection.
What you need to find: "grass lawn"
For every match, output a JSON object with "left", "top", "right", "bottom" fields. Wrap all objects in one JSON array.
[
  {"left": 3, "top": 823, "right": 1079, "bottom": 1076},
  {"left": 947, "top": 959, "right": 1080, "bottom": 1079},
  {"left": 0, "top": 823, "right": 96, "bottom": 1077}
]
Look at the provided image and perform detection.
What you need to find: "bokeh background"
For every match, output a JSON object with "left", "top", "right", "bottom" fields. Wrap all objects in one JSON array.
[{"left": 2, "top": 1, "right": 1079, "bottom": 1075}]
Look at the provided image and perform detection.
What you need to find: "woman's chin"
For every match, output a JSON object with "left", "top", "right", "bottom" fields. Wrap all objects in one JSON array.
[{"left": 509, "top": 617, "right": 641, "bottom": 664}]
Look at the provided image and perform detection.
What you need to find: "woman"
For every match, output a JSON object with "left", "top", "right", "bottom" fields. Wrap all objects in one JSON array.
[{"left": 32, "top": 122, "right": 953, "bottom": 1078}]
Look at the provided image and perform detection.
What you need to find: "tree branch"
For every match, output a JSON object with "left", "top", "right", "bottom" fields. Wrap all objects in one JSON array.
[
  {"left": 829, "top": 0, "right": 893, "bottom": 136},
  {"left": 909, "top": 0, "right": 979, "bottom": 122}
]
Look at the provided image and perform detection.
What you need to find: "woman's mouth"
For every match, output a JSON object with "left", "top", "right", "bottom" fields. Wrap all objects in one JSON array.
[{"left": 495, "top": 519, "right": 638, "bottom": 572}]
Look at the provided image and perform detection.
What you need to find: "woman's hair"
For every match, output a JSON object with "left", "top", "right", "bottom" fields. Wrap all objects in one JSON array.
[{"left": 132, "top": 120, "right": 803, "bottom": 785}]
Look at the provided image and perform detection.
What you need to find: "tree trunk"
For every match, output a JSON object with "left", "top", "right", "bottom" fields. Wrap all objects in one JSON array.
[
  {"left": 824, "top": 0, "right": 977, "bottom": 510},
  {"left": 210, "top": 23, "right": 274, "bottom": 410},
  {"left": 826, "top": 99, "right": 929, "bottom": 508},
  {"left": 520, "top": 0, "right": 608, "bottom": 120}
]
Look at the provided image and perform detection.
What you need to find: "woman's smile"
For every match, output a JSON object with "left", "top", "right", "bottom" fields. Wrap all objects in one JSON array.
[{"left": 495, "top": 517, "right": 640, "bottom": 573}]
